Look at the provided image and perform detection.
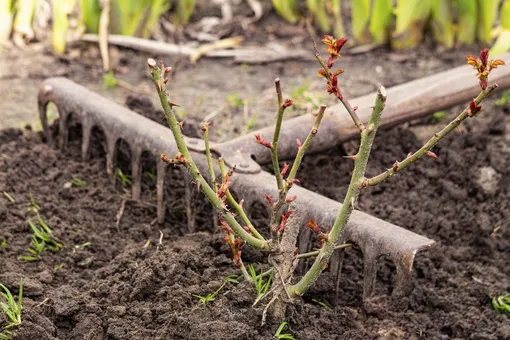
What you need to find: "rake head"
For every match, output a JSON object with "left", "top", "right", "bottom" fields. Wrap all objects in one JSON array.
[{"left": 38, "top": 77, "right": 436, "bottom": 302}]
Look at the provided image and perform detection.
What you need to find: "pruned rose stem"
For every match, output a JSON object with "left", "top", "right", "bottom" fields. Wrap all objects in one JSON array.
[
  {"left": 218, "top": 158, "right": 265, "bottom": 240},
  {"left": 148, "top": 58, "right": 268, "bottom": 250},
  {"left": 290, "top": 86, "right": 387, "bottom": 297},
  {"left": 313, "top": 38, "right": 365, "bottom": 133},
  {"left": 202, "top": 122, "right": 217, "bottom": 193},
  {"left": 272, "top": 78, "right": 286, "bottom": 192},
  {"left": 269, "top": 105, "right": 326, "bottom": 238},
  {"left": 363, "top": 84, "right": 498, "bottom": 187}
]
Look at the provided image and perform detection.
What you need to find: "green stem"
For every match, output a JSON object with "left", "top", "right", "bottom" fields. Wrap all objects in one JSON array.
[
  {"left": 290, "top": 86, "right": 387, "bottom": 297},
  {"left": 297, "top": 243, "right": 352, "bottom": 259},
  {"left": 148, "top": 59, "right": 268, "bottom": 250},
  {"left": 272, "top": 78, "right": 285, "bottom": 192},
  {"left": 202, "top": 123, "right": 217, "bottom": 193},
  {"left": 363, "top": 85, "right": 497, "bottom": 187},
  {"left": 286, "top": 105, "right": 326, "bottom": 186},
  {"left": 218, "top": 158, "right": 265, "bottom": 240}
]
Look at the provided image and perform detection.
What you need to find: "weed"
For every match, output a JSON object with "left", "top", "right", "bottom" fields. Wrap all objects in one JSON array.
[
  {"left": 74, "top": 242, "right": 92, "bottom": 249},
  {"left": 0, "top": 238, "right": 6, "bottom": 253},
  {"left": 116, "top": 169, "right": 132, "bottom": 187},
  {"left": 103, "top": 71, "right": 119, "bottom": 89},
  {"left": 311, "top": 298, "right": 333, "bottom": 311},
  {"left": 496, "top": 89, "right": 510, "bottom": 107},
  {"left": 2, "top": 192, "right": 14, "bottom": 203},
  {"left": 71, "top": 178, "right": 87, "bottom": 187},
  {"left": 429, "top": 111, "right": 447, "bottom": 124},
  {"left": 226, "top": 93, "right": 244, "bottom": 108},
  {"left": 242, "top": 114, "right": 257, "bottom": 135},
  {"left": 143, "top": 170, "right": 157, "bottom": 182},
  {"left": 224, "top": 274, "right": 240, "bottom": 284},
  {"left": 192, "top": 275, "right": 238, "bottom": 308},
  {"left": 248, "top": 264, "right": 273, "bottom": 304},
  {"left": 26, "top": 193, "right": 39, "bottom": 214},
  {"left": 192, "top": 283, "right": 225, "bottom": 307},
  {"left": 492, "top": 293, "right": 510, "bottom": 315},
  {"left": 18, "top": 215, "right": 63, "bottom": 262},
  {"left": 273, "top": 321, "right": 296, "bottom": 339},
  {"left": 53, "top": 264, "right": 65, "bottom": 273},
  {"left": 0, "top": 279, "right": 22, "bottom": 339}
]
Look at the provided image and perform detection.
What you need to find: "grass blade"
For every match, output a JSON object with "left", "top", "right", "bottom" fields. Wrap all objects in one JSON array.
[
  {"left": 369, "top": 0, "right": 393, "bottom": 44},
  {"left": 351, "top": 0, "right": 371, "bottom": 44},
  {"left": 477, "top": 0, "right": 500, "bottom": 45},
  {"left": 490, "top": 0, "right": 510, "bottom": 55},
  {"left": 456, "top": 0, "right": 478, "bottom": 45},
  {"left": 306, "top": 0, "right": 331, "bottom": 32},
  {"left": 431, "top": 0, "right": 455, "bottom": 48},
  {"left": 392, "top": 0, "right": 432, "bottom": 49}
]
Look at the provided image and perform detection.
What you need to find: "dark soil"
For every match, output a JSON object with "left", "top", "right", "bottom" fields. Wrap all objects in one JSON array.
[
  {"left": 1, "top": 5, "right": 510, "bottom": 338},
  {"left": 1, "top": 90, "right": 510, "bottom": 339}
]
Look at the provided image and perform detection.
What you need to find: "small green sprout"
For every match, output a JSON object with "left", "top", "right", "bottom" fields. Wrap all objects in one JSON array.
[
  {"left": 0, "top": 279, "right": 23, "bottom": 339},
  {"left": 248, "top": 264, "right": 273, "bottom": 304},
  {"left": 2, "top": 192, "right": 14, "bottom": 204},
  {"left": 18, "top": 216, "right": 63, "bottom": 262},
  {"left": 103, "top": 71, "right": 119, "bottom": 89},
  {"left": 430, "top": 111, "right": 447, "bottom": 124},
  {"left": 496, "top": 89, "right": 510, "bottom": 107},
  {"left": 74, "top": 242, "right": 92, "bottom": 249},
  {"left": 71, "top": 178, "right": 87, "bottom": 187},
  {"left": 192, "top": 283, "right": 225, "bottom": 307},
  {"left": 492, "top": 293, "right": 510, "bottom": 315},
  {"left": 26, "top": 193, "right": 40, "bottom": 214},
  {"left": 226, "top": 93, "right": 244, "bottom": 108},
  {"left": 1, "top": 238, "right": 6, "bottom": 253},
  {"left": 273, "top": 321, "right": 296, "bottom": 340},
  {"left": 143, "top": 170, "right": 157, "bottom": 182},
  {"left": 242, "top": 114, "right": 257, "bottom": 135},
  {"left": 312, "top": 298, "right": 333, "bottom": 311},
  {"left": 192, "top": 275, "right": 238, "bottom": 308},
  {"left": 53, "top": 264, "right": 65, "bottom": 273},
  {"left": 116, "top": 169, "right": 132, "bottom": 187},
  {"left": 224, "top": 274, "right": 239, "bottom": 284}
]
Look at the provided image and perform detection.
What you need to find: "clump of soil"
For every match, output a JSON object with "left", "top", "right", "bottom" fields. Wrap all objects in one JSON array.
[{"left": 1, "top": 92, "right": 509, "bottom": 339}]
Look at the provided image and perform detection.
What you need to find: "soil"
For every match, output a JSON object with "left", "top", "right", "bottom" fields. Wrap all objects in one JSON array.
[{"left": 1, "top": 3, "right": 510, "bottom": 339}]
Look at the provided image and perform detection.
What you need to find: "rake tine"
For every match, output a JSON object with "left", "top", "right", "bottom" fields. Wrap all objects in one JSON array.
[{"left": 156, "top": 160, "right": 168, "bottom": 225}]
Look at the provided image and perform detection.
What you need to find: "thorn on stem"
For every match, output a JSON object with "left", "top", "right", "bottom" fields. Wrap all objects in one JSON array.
[
  {"left": 285, "top": 195, "right": 297, "bottom": 204},
  {"left": 265, "top": 194, "right": 274, "bottom": 206},
  {"left": 280, "top": 162, "right": 289, "bottom": 177},
  {"left": 426, "top": 151, "right": 438, "bottom": 159}
]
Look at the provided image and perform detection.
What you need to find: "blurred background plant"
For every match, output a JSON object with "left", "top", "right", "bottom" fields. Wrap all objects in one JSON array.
[{"left": 1, "top": 0, "right": 510, "bottom": 55}]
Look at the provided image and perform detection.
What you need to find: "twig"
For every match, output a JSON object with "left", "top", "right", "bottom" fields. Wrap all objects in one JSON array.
[
  {"left": 312, "top": 37, "right": 365, "bottom": 133},
  {"left": 115, "top": 199, "right": 127, "bottom": 232},
  {"left": 218, "top": 158, "right": 264, "bottom": 240},
  {"left": 190, "top": 36, "right": 244, "bottom": 64},
  {"left": 363, "top": 84, "right": 498, "bottom": 187},
  {"left": 148, "top": 59, "right": 268, "bottom": 250},
  {"left": 297, "top": 243, "right": 352, "bottom": 259},
  {"left": 291, "top": 86, "right": 387, "bottom": 297}
]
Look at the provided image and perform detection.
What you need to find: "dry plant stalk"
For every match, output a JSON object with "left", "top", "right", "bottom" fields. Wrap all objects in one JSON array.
[{"left": 148, "top": 40, "right": 503, "bottom": 321}]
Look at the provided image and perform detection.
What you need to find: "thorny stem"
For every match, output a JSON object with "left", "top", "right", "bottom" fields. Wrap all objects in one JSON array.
[
  {"left": 363, "top": 84, "right": 498, "bottom": 187},
  {"left": 313, "top": 38, "right": 365, "bottom": 133},
  {"left": 272, "top": 78, "right": 285, "bottom": 192},
  {"left": 148, "top": 59, "right": 268, "bottom": 250},
  {"left": 202, "top": 123, "right": 217, "bottom": 193},
  {"left": 297, "top": 243, "right": 352, "bottom": 259},
  {"left": 218, "top": 158, "right": 265, "bottom": 240},
  {"left": 286, "top": 105, "right": 326, "bottom": 186},
  {"left": 291, "top": 86, "right": 387, "bottom": 297},
  {"left": 269, "top": 105, "right": 326, "bottom": 236}
]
